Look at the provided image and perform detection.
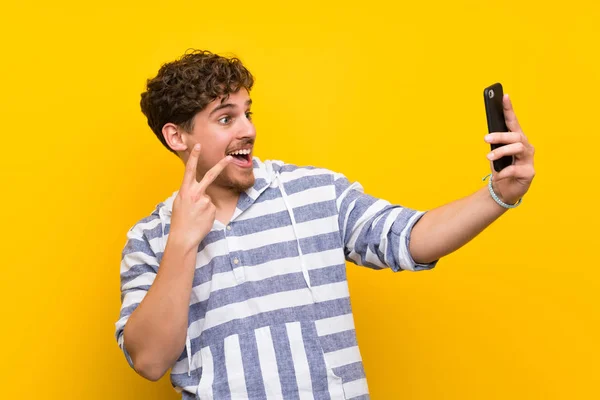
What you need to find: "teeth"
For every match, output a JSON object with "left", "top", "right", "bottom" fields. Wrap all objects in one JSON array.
[{"left": 228, "top": 149, "right": 251, "bottom": 155}]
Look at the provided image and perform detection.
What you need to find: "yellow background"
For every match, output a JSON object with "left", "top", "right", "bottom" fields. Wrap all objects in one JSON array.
[{"left": 1, "top": 0, "right": 598, "bottom": 398}]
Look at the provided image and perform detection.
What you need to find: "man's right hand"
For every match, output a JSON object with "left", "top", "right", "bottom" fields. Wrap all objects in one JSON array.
[
  {"left": 122, "top": 144, "right": 232, "bottom": 381},
  {"left": 169, "top": 144, "right": 233, "bottom": 249}
]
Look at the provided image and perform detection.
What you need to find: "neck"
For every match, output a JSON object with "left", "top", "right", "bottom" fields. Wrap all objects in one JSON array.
[{"left": 206, "top": 184, "right": 240, "bottom": 225}]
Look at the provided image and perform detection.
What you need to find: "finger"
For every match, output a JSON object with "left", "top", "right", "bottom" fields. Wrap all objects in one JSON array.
[
  {"left": 485, "top": 131, "right": 522, "bottom": 144},
  {"left": 183, "top": 144, "right": 202, "bottom": 186},
  {"left": 495, "top": 164, "right": 535, "bottom": 181},
  {"left": 487, "top": 142, "right": 527, "bottom": 161},
  {"left": 503, "top": 94, "right": 522, "bottom": 133},
  {"left": 197, "top": 156, "right": 233, "bottom": 193}
]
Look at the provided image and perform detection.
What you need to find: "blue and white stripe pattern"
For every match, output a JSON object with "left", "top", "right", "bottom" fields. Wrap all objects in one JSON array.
[{"left": 116, "top": 157, "right": 437, "bottom": 399}]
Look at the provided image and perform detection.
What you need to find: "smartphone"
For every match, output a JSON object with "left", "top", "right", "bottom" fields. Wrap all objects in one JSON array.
[{"left": 483, "top": 82, "right": 513, "bottom": 172}]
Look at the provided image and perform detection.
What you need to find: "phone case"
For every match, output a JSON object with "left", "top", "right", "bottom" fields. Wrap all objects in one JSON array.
[{"left": 483, "top": 82, "right": 513, "bottom": 172}]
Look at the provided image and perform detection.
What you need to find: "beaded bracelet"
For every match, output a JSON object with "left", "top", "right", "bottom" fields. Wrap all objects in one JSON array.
[{"left": 482, "top": 174, "right": 523, "bottom": 209}]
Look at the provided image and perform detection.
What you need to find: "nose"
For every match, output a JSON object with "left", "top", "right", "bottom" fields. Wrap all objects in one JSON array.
[{"left": 237, "top": 115, "right": 256, "bottom": 140}]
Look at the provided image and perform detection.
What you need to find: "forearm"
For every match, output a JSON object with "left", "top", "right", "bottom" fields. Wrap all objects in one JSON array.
[
  {"left": 409, "top": 186, "right": 507, "bottom": 264},
  {"left": 123, "top": 235, "right": 198, "bottom": 380}
]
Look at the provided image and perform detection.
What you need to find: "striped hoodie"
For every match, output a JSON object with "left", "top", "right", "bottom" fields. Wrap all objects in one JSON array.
[{"left": 115, "top": 157, "right": 437, "bottom": 399}]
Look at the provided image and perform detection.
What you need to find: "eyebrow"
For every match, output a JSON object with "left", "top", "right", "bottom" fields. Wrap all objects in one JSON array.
[{"left": 209, "top": 99, "right": 252, "bottom": 117}]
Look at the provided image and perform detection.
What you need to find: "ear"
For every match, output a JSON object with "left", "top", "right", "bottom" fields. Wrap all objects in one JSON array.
[{"left": 162, "top": 123, "right": 188, "bottom": 152}]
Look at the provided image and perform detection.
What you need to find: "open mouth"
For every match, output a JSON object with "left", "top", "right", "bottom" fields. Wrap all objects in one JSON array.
[{"left": 226, "top": 148, "right": 253, "bottom": 168}]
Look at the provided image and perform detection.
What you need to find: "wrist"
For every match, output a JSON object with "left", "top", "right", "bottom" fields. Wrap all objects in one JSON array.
[
  {"left": 483, "top": 174, "right": 523, "bottom": 209},
  {"left": 166, "top": 230, "right": 200, "bottom": 256},
  {"left": 491, "top": 181, "right": 519, "bottom": 205}
]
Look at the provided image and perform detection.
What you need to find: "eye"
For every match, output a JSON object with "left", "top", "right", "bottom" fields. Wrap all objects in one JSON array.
[
  {"left": 218, "top": 116, "right": 231, "bottom": 125},
  {"left": 246, "top": 111, "right": 253, "bottom": 120}
]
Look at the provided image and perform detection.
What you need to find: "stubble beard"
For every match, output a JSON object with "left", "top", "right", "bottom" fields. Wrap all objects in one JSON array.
[{"left": 216, "top": 167, "right": 255, "bottom": 194}]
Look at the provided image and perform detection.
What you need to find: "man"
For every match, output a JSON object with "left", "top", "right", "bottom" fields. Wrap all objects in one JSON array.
[{"left": 115, "top": 50, "right": 535, "bottom": 399}]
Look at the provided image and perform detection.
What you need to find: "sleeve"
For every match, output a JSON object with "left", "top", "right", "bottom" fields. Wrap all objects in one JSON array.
[
  {"left": 334, "top": 172, "right": 438, "bottom": 272},
  {"left": 114, "top": 221, "right": 160, "bottom": 368}
]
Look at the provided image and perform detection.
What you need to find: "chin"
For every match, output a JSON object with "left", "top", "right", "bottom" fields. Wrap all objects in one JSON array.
[
  {"left": 222, "top": 171, "right": 255, "bottom": 193},
  {"left": 232, "top": 179, "right": 255, "bottom": 193}
]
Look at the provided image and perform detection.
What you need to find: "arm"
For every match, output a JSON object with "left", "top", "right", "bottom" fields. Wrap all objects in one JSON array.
[
  {"left": 408, "top": 186, "right": 507, "bottom": 264},
  {"left": 410, "top": 94, "right": 535, "bottom": 264},
  {"left": 335, "top": 173, "right": 437, "bottom": 272},
  {"left": 120, "top": 235, "right": 198, "bottom": 381},
  {"left": 116, "top": 145, "right": 232, "bottom": 381}
]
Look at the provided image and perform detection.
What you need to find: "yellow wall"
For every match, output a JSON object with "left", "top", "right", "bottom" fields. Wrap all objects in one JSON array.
[{"left": 1, "top": 0, "right": 598, "bottom": 398}]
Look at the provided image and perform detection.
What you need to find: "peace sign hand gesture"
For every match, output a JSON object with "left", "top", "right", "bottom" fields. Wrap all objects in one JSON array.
[{"left": 169, "top": 144, "right": 233, "bottom": 250}]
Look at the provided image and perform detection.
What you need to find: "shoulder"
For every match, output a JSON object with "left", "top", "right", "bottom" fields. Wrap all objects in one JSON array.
[
  {"left": 256, "top": 157, "right": 343, "bottom": 188},
  {"left": 123, "top": 191, "right": 176, "bottom": 248}
]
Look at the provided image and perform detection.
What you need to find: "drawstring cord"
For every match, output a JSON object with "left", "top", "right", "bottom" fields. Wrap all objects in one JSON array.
[
  {"left": 276, "top": 172, "right": 317, "bottom": 302},
  {"left": 186, "top": 334, "right": 192, "bottom": 376}
]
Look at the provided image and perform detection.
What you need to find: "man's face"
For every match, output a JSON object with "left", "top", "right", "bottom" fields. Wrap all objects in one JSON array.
[{"left": 183, "top": 88, "right": 256, "bottom": 193}]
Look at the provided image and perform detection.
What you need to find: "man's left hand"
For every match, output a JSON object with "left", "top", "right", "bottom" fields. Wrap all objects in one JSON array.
[{"left": 484, "top": 94, "right": 536, "bottom": 205}]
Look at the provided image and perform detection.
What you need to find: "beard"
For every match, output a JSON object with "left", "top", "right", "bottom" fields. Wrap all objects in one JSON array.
[{"left": 215, "top": 166, "right": 255, "bottom": 193}]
